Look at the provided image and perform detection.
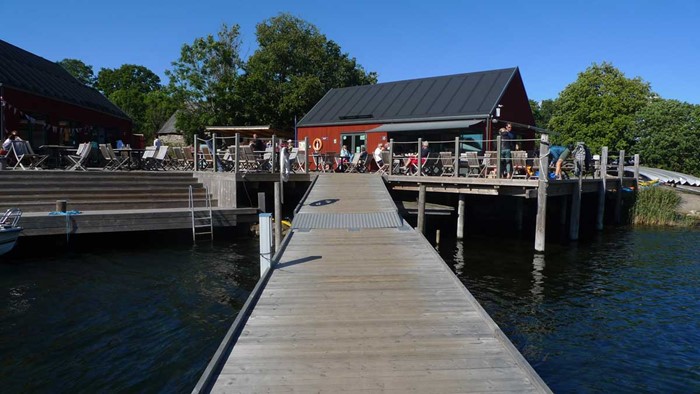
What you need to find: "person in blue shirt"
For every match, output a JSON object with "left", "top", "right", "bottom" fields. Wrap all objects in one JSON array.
[
  {"left": 499, "top": 123, "right": 515, "bottom": 177},
  {"left": 548, "top": 145, "right": 570, "bottom": 180}
]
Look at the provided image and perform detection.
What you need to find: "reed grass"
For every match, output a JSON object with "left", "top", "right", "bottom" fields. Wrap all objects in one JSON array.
[{"left": 632, "top": 187, "right": 694, "bottom": 226}]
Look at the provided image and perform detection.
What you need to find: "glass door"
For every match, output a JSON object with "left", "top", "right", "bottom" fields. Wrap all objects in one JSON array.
[{"left": 341, "top": 133, "right": 366, "bottom": 155}]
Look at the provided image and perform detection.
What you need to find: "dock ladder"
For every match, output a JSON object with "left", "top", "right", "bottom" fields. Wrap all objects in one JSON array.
[{"left": 189, "top": 185, "right": 213, "bottom": 241}]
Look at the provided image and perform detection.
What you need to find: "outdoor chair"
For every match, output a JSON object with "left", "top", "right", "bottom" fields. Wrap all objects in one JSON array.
[
  {"left": 141, "top": 147, "right": 156, "bottom": 170},
  {"left": 511, "top": 150, "right": 529, "bottom": 179},
  {"left": 172, "top": 147, "right": 188, "bottom": 170},
  {"left": 463, "top": 152, "right": 481, "bottom": 177},
  {"left": 421, "top": 152, "right": 442, "bottom": 176},
  {"left": 198, "top": 146, "right": 214, "bottom": 170},
  {"left": 98, "top": 144, "right": 119, "bottom": 171},
  {"left": 152, "top": 146, "right": 169, "bottom": 170},
  {"left": 66, "top": 143, "right": 92, "bottom": 171},
  {"left": 10, "top": 140, "right": 47, "bottom": 170},
  {"left": 439, "top": 151, "right": 455, "bottom": 176},
  {"left": 183, "top": 147, "right": 195, "bottom": 170},
  {"left": 375, "top": 151, "right": 390, "bottom": 175},
  {"left": 481, "top": 151, "right": 498, "bottom": 178},
  {"left": 345, "top": 153, "right": 362, "bottom": 173}
]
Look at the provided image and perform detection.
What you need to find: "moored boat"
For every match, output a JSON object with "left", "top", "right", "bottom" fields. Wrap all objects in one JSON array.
[{"left": 0, "top": 208, "right": 23, "bottom": 256}]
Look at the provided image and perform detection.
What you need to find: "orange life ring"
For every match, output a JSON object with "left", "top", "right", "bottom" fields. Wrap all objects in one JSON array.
[{"left": 312, "top": 138, "right": 323, "bottom": 151}]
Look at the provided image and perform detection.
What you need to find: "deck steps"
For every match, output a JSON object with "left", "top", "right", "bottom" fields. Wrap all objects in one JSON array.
[{"left": 0, "top": 170, "right": 213, "bottom": 212}]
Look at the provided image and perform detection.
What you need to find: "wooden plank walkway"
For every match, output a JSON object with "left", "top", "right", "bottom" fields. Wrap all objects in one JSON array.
[{"left": 209, "top": 174, "right": 550, "bottom": 393}]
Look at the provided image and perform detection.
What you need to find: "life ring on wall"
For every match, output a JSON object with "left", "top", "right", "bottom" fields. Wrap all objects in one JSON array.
[{"left": 312, "top": 138, "right": 323, "bottom": 151}]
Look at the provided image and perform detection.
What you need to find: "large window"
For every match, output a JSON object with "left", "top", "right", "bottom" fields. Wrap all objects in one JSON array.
[{"left": 340, "top": 133, "right": 366, "bottom": 154}]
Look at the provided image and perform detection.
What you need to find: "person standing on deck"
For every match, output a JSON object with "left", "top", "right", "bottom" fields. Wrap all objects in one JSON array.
[
  {"left": 500, "top": 124, "right": 515, "bottom": 178},
  {"left": 374, "top": 143, "right": 384, "bottom": 169},
  {"left": 548, "top": 145, "right": 570, "bottom": 180},
  {"left": 153, "top": 133, "right": 162, "bottom": 149}
]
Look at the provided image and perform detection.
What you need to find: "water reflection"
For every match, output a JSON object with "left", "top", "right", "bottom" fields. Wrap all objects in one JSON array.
[
  {"left": 439, "top": 228, "right": 700, "bottom": 393},
  {"left": 531, "top": 253, "right": 545, "bottom": 301}
]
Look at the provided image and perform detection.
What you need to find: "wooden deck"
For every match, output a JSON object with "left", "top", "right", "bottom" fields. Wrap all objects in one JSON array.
[{"left": 206, "top": 174, "right": 550, "bottom": 393}]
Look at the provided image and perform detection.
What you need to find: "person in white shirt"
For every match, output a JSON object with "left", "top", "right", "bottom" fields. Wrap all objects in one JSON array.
[
  {"left": 374, "top": 143, "right": 384, "bottom": 167},
  {"left": 153, "top": 133, "right": 162, "bottom": 148}
]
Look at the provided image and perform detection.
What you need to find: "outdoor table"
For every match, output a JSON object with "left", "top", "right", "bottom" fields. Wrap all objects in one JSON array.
[
  {"left": 114, "top": 148, "right": 146, "bottom": 170},
  {"left": 39, "top": 145, "right": 73, "bottom": 169}
]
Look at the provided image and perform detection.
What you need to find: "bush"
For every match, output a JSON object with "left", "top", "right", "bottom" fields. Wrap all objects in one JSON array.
[{"left": 632, "top": 186, "right": 693, "bottom": 226}]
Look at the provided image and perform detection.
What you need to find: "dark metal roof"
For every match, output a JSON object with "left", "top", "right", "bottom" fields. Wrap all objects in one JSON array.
[
  {"left": 0, "top": 39, "right": 130, "bottom": 120},
  {"left": 298, "top": 67, "right": 519, "bottom": 127}
]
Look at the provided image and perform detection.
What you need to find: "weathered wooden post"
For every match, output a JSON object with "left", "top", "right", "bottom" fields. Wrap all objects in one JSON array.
[
  {"left": 615, "top": 150, "right": 625, "bottom": 224},
  {"left": 271, "top": 135, "right": 277, "bottom": 174},
  {"left": 596, "top": 147, "right": 608, "bottom": 230},
  {"left": 417, "top": 138, "right": 423, "bottom": 177},
  {"left": 234, "top": 133, "right": 240, "bottom": 174},
  {"left": 304, "top": 136, "right": 309, "bottom": 174},
  {"left": 389, "top": 138, "right": 394, "bottom": 175},
  {"left": 257, "top": 192, "right": 266, "bottom": 212},
  {"left": 535, "top": 134, "right": 549, "bottom": 252},
  {"left": 457, "top": 194, "right": 466, "bottom": 239},
  {"left": 274, "top": 182, "right": 282, "bottom": 252},
  {"left": 454, "top": 136, "right": 460, "bottom": 177},
  {"left": 569, "top": 172, "right": 582, "bottom": 240},
  {"left": 212, "top": 132, "right": 218, "bottom": 172},
  {"left": 634, "top": 153, "right": 640, "bottom": 189},
  {"left": 496, "top": 134, "right": 502, "bottom": 179},
  {"left": 259, "top": 213, "right": 272, "bottom": 277},
  {"left": 194, "top": 135, "right": 199, "bottom": 172},
  {"left": 417, "top": 183, "right": 426, "bottom": 233},
  {"left": 56, "top": 200, "right": 67, "bottom": 213}
]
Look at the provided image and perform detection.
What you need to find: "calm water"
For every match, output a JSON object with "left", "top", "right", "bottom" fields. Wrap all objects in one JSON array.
[
  {"left": 0, "top": 233, "right": 259, "bottom": 393},
  {"left": 438, "top": 227, "right": 700, "bottom": 393},
  {"left": 1, "top": 228, "right": 699, "bottom": 392}
]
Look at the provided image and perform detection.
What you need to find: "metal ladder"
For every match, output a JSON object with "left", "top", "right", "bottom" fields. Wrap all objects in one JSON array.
[{"left": 189, "top": 185, "right": 213, "bottom": 241}]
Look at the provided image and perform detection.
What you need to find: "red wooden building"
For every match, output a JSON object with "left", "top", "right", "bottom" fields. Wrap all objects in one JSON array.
[
  {"left": 296, "top": 67, "right": 535, "bottom": 155},
  {"left": 0, "top": 39, "right": 132, "bottom": 147}
]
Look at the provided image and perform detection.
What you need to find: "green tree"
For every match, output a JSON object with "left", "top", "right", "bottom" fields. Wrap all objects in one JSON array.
[
  {"left": 548, "top": 62, "right": 653, "bottom": 153},
  {"left": 57, "top": 58, "right": 95, "bottom": 87},
  {"left": 634, "top": 99, "right": 700, "bottom": 176},
  {"left": 96, "top": 64, "right": 161, "bottom": 97},
  {"left": 95, "top": 64, "right": 166, "bottom": 135},
  {"left": 529, "top": 99, "right": 555, "bottom": 129},
  {"left": 166, "top": 23, "right": 244, "bottom": 142},
  {"left": 144, "top": 90, "right": 178, "bottom": 137},
  {"left": 239, "top": 13, "right": 377, "bottom": 131}
]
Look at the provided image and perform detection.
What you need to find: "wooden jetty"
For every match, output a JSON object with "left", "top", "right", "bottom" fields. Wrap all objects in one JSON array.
[{"left": 198, "top": 174, "right": 551, "bottom": 393}]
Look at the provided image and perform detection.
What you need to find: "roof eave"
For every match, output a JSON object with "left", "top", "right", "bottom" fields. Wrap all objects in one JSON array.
[{"left": 298, "top": 114, "right": 490, "bottom": 128}]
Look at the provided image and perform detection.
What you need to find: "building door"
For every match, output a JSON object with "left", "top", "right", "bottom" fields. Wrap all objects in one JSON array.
[{"left": 341, "top": 133, "right": 366, "bottom": 155}]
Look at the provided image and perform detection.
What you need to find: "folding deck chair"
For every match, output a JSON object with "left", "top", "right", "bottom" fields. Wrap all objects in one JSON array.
[
  {"left": 511, "top": 150, "right": 529, "bottom": 179},
  {"left": 66, "top": 143, "right": 92, "bottom": 171},
  {"left": 463, "top": 152, "right": 482, "bottom": 177},
  {"left": 439, "top": 151, "right": 454, "bottom": 176},
  {"left": 10, "top": 141, "right": 47, "bottom": 170},
  {"left": 481, "top": 151, "right": 498, "bottom": 178}
]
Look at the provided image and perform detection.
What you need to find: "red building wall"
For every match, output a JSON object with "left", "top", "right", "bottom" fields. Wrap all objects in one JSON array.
[
  {"left": 298, "top": 123, "right": 384, "bottom": 153},
  {"left": 2, "top": 87, "right": 132, "bottom": 145}
]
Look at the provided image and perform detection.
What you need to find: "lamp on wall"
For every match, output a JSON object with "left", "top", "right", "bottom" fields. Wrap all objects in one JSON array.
[{"left": 496, "top": 104, "right": 503, "bottom": 118}]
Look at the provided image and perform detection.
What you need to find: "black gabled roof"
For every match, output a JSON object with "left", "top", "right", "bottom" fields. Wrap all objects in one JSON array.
[
  {"left": 298, "top": 67, "right": 520, "bottom": 127},
  {"left": 0, "top": 39, "right": 130, "bottom": 120}
]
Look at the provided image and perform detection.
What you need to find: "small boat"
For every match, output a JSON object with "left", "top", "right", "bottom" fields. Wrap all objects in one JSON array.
[{"left": 0, "top": 208, "right": 23, "bottom": 256}]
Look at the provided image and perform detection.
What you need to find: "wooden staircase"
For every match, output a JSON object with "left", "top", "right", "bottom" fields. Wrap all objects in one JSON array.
[{"left": 0, "top": 171, "right": 216, "bottom": 212}]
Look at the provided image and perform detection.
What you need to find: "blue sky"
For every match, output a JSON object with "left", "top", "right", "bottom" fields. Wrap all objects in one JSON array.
[{"left": 3, "top": 0, "right": 699, "bottom": 103}]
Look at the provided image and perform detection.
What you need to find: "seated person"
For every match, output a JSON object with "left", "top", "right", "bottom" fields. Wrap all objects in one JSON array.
[
  {"left": 548, "top": 145, "right": 570, "bottom": 180},
  {"left": 374, "top": 143, "right": 384, "bottom": 168},
  {"left": 420, "top": 141, "right": 430, "bottom": 158},
  {"left": 338, "top": 145, "right": 350, "bottom": 171}
]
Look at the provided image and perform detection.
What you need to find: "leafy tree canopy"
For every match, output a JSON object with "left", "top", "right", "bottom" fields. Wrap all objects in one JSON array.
[
  {"left": 96, "top": 64, "right": 161, "bottom": 97},
  {"left": 57, "top": 58, "right": 96, "bottom": 87},
  {"left": 239, "top": 13, "right": 377, "bottom": 131},
  {"left": 547, "top": 62, "right": 653, "bottom": 153},
  {"left": 634, "top": 99, "right": 700, "bottom": 176},
  {"left": 166, "top": 23, "right": 244, "bottom": 142},
  {"left": 529, "top": 99, "right": 555, "bottom": 129}
]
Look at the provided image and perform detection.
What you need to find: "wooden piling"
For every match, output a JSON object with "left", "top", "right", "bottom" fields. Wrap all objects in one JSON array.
[
  {"left": 569, "top": 174, "right": 582, "bottom": 240},
  {"left": 457, "top": 194, "right": 466, "bottom": 239},
  {"left": 634, "top": 153, "right": 640, "bottom": 189},
  {"left": 615, "top": 150, "right": 625, "bottom": 224},
  {"left": 417, "top": 184, "right": 426, "bottom": 233},
  {"left": 596, "top": 147, "right": 608, "bottom": 230},
  {"left": 535, "top": 134, "right": 549, "bottom": 252},
  {"left": 454, "top": 136, "right": 460, "bottom": 177},
  {"left": 274, "top": 182, "right": 282, "bottom": 252},
  {"left": 417, "top": 138, "right": 423, "bottom": 177}
]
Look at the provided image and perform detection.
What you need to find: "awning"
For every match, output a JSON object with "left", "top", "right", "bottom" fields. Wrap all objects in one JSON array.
[{"left": 366, "top": 119, "right": 483, "bottom": 133}]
